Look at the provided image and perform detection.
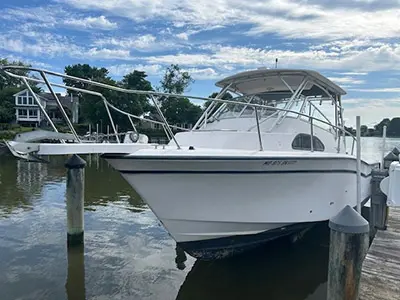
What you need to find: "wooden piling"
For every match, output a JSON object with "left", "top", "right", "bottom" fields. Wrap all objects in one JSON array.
[
  {"left": 65, "top": 154, "right": 86, "bottom": 247},
  {"left": 327, "top": 205, "right": 370, "bottom": 300},
  {"left": 370, "top": 169, "right": 389, "bottom": 238}
]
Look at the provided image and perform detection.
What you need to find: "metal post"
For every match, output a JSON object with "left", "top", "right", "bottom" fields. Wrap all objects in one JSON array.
[
  {"left": 40, "top": 71, "right": 80, "bottom": 142},
  {"left": 150, "top": 95, "right": 181, "bottom": 149},
  {"left": 356, "top": 116, "right": 362, "bottom": 213},
  {"left": 100, "top": 96, "right": 120, "bottom": 143},
  {"left": 128, "top": 115, "right": 137, "bottom": 132},
  {"left": 22, "top": 78, "right": 61, "bottom": 138},
  {"left": 254, "top": 108, "right": 263, "bottom": 151},
  {"left": 65, "top": 154, "right": 86, "bottom": 247},
  {"left": 327, "top": 205, "right": 369, "bottom": 300},
  {"left": 342, "top": 120, "right": 346, "bottom": 153},
  {"left": 96, "top": 123, "right": 99, "bottom": 143},
  {"left": 381, "top": 125, "right": 387, "bottom": 168},
  {"left": 107, "top": 125, "right": 110, "bottom": 142},
  {"left": 310, "top": 118, "right": 314, "bottom": 152}
]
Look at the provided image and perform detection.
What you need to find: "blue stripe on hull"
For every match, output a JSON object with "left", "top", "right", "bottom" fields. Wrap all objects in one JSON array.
[
  {"left": 177, "top": 222, "right": 317, "bottom": 260},
  {"left": 119, "top": 169, "right": 372, "bottom": 177}
]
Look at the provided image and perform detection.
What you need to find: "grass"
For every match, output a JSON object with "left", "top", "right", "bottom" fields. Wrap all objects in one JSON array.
[{"left": 0, "top": 125, "right": 35, "bottom": 140}]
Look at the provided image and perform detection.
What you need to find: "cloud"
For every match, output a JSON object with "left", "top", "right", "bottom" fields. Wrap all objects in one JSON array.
[
  {"left": 64, "top": 15, "right": 117, "bottom": 30},
  {"left": 0, "top": 33, "right": 132, "bottom": 61},
  {"left": 336, "top": 72, "right": 368, "bottom": 76},
  {"left": 348, "top": 87, "right": 400, "bottom": 93},
  {"left": 107, "top": 64, "right": 164, "bottom": 76},
  {"left": 327, "top": 76, "right": 365, "bottom": 85},
  {"left": 93, "top": 35, "right": 158, "bottom": 50},
  {"left": 343, "top": 97, "right": 400, "bottom": 126},
  {"left": 0, "top": 5, "right": 117, "bottom": 31},
  {"left": 107, "top": 64, "right": 221, "bottom": 80},
  {"left": 59, "top": 0, "right": 400, "bottom": 40},
  {"left": 143, "top": 43, "right": 400, "bottom": 73}
]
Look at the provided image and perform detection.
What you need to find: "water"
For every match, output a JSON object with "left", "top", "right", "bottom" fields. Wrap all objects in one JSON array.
[{"left": 0, "top": 137, "right": 398, "bottom": 300}]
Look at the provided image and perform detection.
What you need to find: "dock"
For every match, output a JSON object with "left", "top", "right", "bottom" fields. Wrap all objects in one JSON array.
[{"left": 359, "top": 207, "right": 400, "bottom": 300}]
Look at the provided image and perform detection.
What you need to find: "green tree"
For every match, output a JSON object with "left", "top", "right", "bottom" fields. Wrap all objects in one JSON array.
[
  {"left": 374, "top": 118, "right": 391, "bottom": 136},
  {"left": 159, "top": 64, "right": 194, "bottom": 94},
  {"left": 158, "top": 64, "right": 202, "bottom": 126},
  {"left": 387, "top": 117, "right": 400, "bottom": 137},
  {"left": 63, "top": 64, "right": 155, "bottom": 131},
  {"left": 203, "top": 91, "right": 233, "bottom": 116}
]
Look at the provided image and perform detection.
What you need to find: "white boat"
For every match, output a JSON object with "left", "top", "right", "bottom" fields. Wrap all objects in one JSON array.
[
  {"left": 102, "top": 69, "right": 377, "bottom": 259},
  {"left": 0, "top": 65, "right": 378, "bottom": 260}
]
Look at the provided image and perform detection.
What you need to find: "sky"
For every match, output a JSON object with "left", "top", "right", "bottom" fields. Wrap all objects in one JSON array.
[{"left": 0, "top": 0, "right": 399, "bottom": 127}]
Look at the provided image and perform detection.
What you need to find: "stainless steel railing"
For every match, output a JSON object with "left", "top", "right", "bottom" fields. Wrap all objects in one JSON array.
[{"left": 0, "top": 65, "right": 357, "bottom": 154}]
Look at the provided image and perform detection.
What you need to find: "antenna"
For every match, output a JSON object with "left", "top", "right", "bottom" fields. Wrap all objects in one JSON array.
[{"left": 275, "top": 58, "right": 278, "bottom": 69}]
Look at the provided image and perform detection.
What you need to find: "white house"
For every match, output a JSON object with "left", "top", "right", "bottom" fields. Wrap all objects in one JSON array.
[{"left": 14, "top": 89, "right": 79, "bottom": 126}]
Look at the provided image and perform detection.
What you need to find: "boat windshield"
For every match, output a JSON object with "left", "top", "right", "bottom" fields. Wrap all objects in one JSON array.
[{"left": 209, "top": 92, "right": 303, "bottom": 121}]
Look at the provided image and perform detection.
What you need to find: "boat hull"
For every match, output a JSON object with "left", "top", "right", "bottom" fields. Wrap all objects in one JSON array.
[{"left": 104, "top": 153, "right": 374, "bottom": 259}]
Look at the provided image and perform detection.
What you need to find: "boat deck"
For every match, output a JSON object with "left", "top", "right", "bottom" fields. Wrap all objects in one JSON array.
[{"left": 359, "top": 207, "right": 400, "bottom": 300}]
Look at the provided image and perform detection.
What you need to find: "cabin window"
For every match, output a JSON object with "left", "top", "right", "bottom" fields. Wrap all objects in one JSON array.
[{"left": 292, "top": 134, "right": 325, "bottom": 151}]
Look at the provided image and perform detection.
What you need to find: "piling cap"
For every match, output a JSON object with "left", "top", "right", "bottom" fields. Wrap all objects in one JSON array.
[
  {"left": 65, "top": 154, "right": 86, "bottom": 169},
  {"left": 329, "top": 205, "right": 369, "bottom": 234},
  {"left": 392, "top": 147, "right": 400, "bottom": 156},
  {"left": 384, "top": 151, "right": 398, "bottom": 161}
]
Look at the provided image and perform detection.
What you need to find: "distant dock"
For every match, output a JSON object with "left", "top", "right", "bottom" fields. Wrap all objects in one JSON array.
[{"left": 360, "top": 207, "right": 400, "bottom": 300}]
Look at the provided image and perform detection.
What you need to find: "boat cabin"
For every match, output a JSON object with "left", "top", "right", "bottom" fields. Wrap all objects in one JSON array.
[{"left": 173, "top": 69, "right": 348, "bottom": 154}]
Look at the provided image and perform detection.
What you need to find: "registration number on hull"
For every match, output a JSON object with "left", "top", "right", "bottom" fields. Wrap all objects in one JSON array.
[{"left": 263, "top": 160, "right": 297, "bottom": 166}]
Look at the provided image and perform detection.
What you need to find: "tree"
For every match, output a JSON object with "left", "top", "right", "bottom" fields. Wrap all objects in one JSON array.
[
  {"left": 159, "top": 64, "right": 194, "bottom": 94},
  {"left": 204, "top": 91, "right": 233, "bottom": 116},
  {"left": 158, "top": 64, "right": 202, "bottom": 125},
  {"left": 387, "top": 117, "right": 400, "bottom": 137},
  {"left": 63, "top": 64, "right": 156, "bottom": 131},
  {"left": 374, "top": 118, "right": 390, "bottom": 136}
]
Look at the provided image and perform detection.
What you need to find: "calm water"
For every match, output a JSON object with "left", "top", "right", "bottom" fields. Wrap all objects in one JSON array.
[{"left": 0, "top": 137, "right": 398, "bottom": 300}]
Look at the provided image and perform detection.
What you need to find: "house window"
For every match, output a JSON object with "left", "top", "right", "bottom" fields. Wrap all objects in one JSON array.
[
  {"left": 292, "top": 133, "right": 325, "bottom": 151},
  {"left": 28, "top": 97, "right": 34, "bottom": 105},
  {"left": 22, "top": 97, "right": 27, "bottom": 105},
  {"left": 17, "top": 96, "right": 23, "bottom": 104},
  {"left": 18, "top": 109, "right": 28, "bottom": 117},
  {"left": 29, "top": 109, "right": 38, "bottom": 118}
]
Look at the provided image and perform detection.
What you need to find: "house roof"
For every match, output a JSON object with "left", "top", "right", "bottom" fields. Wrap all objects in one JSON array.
[{"left": 13, "top": 89, "right": 78, "bottom": 110}]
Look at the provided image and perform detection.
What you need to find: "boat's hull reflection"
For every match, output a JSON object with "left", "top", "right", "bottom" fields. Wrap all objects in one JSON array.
[{"left": 176, "top": 222, "right": 331, "bottom": 300}]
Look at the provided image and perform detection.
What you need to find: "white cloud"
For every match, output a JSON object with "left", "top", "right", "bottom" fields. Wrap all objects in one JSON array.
[
  {"left": 143, "top": 43, "right": 400, "bottom": 73},
  {"left": 60, "top": 0, "right": 400, "bottom": 40},
  {"left": 176, "top": 32, "right": 189, "bottom": 41},
  {"left": 107, "top": 64, "right": 221, "bottom": 80},
  {"left": 64, "top": 15, "right": 117, "bottom": 30},
  {"left": 343, "top": 97, "right": 400, "bottom": 126},
  {"left": 94, "top": 34, "right": 158, "bottom": 50},
  {"left": 327, "top": 76, "right": 365, "bottom": 85},
  {"left": 0, "top": 5, "right": 118, "bottom": 31},
  {"left": 348, "top": 87, "right": 400, "bottom": 93},
  {"left": 0, "top": 33, "right": 132, "bottom": 61},
  {"left": 336, "top": 72, "right": 368, "bottom": 76},
  {"left": 108, "top": 64, "right": 164, "bottom": 76}
]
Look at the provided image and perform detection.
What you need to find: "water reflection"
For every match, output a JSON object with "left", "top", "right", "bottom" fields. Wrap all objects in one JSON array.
[
  {"left": 0, "top": 137, "right": 389, "bottom": 300},
  {"left": 65, "top": 245, "right": 85, "bottom": 300},
  {"left": 176, "top": 224, "right": 330, "bottom": 300}
]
